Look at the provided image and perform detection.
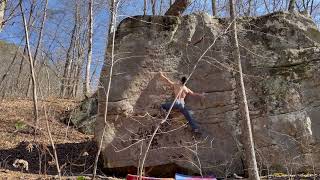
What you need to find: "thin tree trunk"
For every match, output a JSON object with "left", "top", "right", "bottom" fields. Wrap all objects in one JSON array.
[
  {"left": 165, "top": 0, "right": 191, "bottom": 16},
  {"left": 310, "top": 0, "right": 314, "bottom": 14},
  {"left": 16, "top": 47, "right": 26, "bottom": 92},
  {"left": 159, "top": 0, "right": 163, "bottom": 15},
  {"left": 144, "top": 0, "right": 147, "bottom": 15},
  {"left": 33, "top": 0, "right": 48, "bottom": 66},
  {"left": 44, "top": 109, "right": 61, "bottom": 179},
  {"left": 0, "top": 0, "right": 6, "bottom": 30},
  {"left": 212, "top": 0, "right": 216, "bottom": 16},
  {"left": 70, "top": 4, "right": 83, "bottom": 98},
  {"left": 288, "top": 0, "right": 296, "bottom": 12},
  {"left": 151, "top": 0, "right": 156, "bottom": 15},
  {"left": 229, "top": 0, "right": 260, "bottom": 179},
  {"left": 71, "top": 38, "right": 85, "bottom": 98},
  {"left": 84, "top": 0, "right": 93, "bottom": 97},
  {"left": 92, "top": 0, "right": 117, "bottom": 179},
  {"left": 26, "top": 0, "right": 48, "bottom": 97},
  {"left": 16, "top": 0, "right": 36, "bottom": 94},
  {"left": 20, "top": 0, "right": 39, "bottom": 133},
  {"left": 246, "top": 0, "right": 252, "bottom": 16},
  {"left": 263, "top": 0, "right": 270, "bottom": 13},
  {"left": 60, "top": 4, "right": 78, "bottom": 98}
]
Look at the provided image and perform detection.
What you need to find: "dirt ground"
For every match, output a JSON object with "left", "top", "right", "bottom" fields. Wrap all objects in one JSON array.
[
  {"left": 1, "top": 98, "right": 319, "bottom": 180},
  {"left": 0, "top": 98, "right": 111, "bottom": 179}
]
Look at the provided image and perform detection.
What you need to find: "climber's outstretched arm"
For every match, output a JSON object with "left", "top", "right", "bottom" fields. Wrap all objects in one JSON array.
[
  {"left": 159, "top": 72, "right": 175, "bottom": 86},
  {"left": 187, "top": 87, "right": 205, "bottom": 98}
]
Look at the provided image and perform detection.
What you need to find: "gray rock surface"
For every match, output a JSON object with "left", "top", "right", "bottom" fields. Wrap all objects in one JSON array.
[
  {"left": 64, "top": 94, "right": 98, "bottom": 134},
  {"left": 95, "top": 12, "right": 320, "bottom": 176}
]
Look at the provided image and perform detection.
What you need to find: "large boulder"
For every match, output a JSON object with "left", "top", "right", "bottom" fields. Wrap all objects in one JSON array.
[{"left": 95, "top": 12, "right": 320, "bottom": 176}]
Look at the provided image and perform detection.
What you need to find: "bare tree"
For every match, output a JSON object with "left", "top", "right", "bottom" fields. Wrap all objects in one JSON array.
[
  {"left": 44, "top": 108, "right": 61, "bottom": 180},
  {"left": 60, "top": 3, "right": 79, "bottom": 98},
  {"left": 16, "top": 0, "right": 36, "bottom": 94},
  {"left": 229, "top": 0, "right": 260, "bottom": 179},
  {"left": 159, "top": 0, "right": 163, "bottom": 14},
  {"left": 288, "top": 0, "right": 296, "bottom": 12},
  {"left": 92, "top": 0, "right": 118, "bottom": 178},
  {"left": 165, "top": 0, "right": 191, "bottom": 16},
  {"left": 144, "top": 0, "right": 147, "bottom": 15},
  {"left": 26, "top": 0, "right": 48, "bottom": 97},
  {"left": 20, "top": 0, "right": 39, "bottom": 133},
  {"left": 212, "top": 0, "right": 217, "bottom": 16},
  {"left": 0, "top": 0, "right": 6, "bottom": 30},
  {"left": 84, "top": 0, "right": 93, "bottom": 97},
  {"left": 151, "top": 0, "right": 156, "bottom": 15},
  {"left": 246, "top": 0, "right": 253, "bottom": 15}
]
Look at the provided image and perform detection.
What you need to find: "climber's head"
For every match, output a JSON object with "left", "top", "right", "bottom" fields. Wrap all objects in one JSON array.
[{"left": 181, "top": 76, "right": 187, "bottom": 85}]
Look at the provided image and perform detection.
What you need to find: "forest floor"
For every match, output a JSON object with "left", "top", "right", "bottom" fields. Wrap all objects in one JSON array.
[
  {"left": 0, "top": 98, "right": 118, "bottom": 180},
  {"left": 0, "top": 98, "right": 319, "bottom": 180}
]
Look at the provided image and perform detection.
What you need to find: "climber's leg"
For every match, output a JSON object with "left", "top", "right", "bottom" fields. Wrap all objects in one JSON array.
[
  {"left": 179, "top": 104, "right": 200, "bottom": 131},
  {"left": 161, "top": 101, "right": 180, "bottom": 111}
]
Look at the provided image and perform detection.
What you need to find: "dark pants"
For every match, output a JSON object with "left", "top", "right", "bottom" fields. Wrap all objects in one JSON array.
[{"left": 161, "top": 100, "right": 199, "bottom": 130}]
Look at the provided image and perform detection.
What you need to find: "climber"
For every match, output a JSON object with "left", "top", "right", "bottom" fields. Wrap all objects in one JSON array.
[{"left": 159, "top": 71, "right": 205, "bottom": 133}]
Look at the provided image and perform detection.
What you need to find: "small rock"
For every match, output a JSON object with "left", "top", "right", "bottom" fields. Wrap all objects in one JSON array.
[
  {"left": 12, "top": 159, "right": 29, "bottom": 171},
  {"left": 82, "top": 151, "right": 89, "bottom": 156}
]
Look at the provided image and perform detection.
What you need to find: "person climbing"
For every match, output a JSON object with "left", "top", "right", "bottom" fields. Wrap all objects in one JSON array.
[{"left": 159, "top": 71, "right": 205, "bottom": 133}]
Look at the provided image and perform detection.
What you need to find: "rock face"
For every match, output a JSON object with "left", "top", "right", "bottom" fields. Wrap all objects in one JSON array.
[
  {"left": 95, "top": 12, "right": 320, "bottom": 176},
  {"left": 64, "top": 94, "right": 98, "bottom": 134}
]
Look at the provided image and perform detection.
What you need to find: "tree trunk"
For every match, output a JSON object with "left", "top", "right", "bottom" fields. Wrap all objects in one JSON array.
[
  {"left": 20, "top": 0, "right": 39, "bottom": 131},
  {"left": 60, "top": 4, "right": 78, "bottom": 98},
  {"left": 0, "top": 0, "right": 6, "bottom": 30},
  {"left": 229, "top": 0, "right": 260, "bottom": 179},
  {"left": 159, "top": 0, "right": 163, "bottom": 15},
  {"left": 92, "top": 0, "right": 117, "bottom": 178},
  {"left": 211, "top": 0, "right": 216, "bottom": 16},
  {"left": 71, "top": 33, "right": 84, "bottom": 98},
  {"left": 143, "top": 0, "right": 147, "bottom": 15},
  {"left": 246, "top": 0, "right": 252, "bottom": 16},
  {"left": 84, "top": 0, "right": 93, "bottom": 97},
  {"left": 288, "top": 0, "right": 296, "bottom": 12},
  {"left": 70, "top": 1, "right": 83, "bottom": 98},
  {"left": 16, "top": 0, "right": 36, "bottom": 95},
  {"left": 165, "top": 0, "right": 191, "bottom": 16},
  {"left": 310, "top": 0, "right": 314, "bottom": 14},
  {"left": 26, "top": 0, "right": 48, "bottom": 97},
  {"left": 151, "top": 0, "right": 156, "bottom": 15}
]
